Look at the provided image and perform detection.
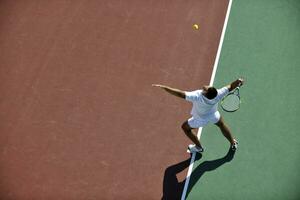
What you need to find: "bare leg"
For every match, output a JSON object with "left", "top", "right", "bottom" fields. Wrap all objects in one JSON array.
[
  {"left": 181, "top": 121, "right": 203, "bottom": 148},
  {"left": 215, "top": 116, "right": 235, "bottom": 145}
]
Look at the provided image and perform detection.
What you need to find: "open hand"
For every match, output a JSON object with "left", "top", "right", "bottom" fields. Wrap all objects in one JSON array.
[
  {"left": 238, "top": 78, "right": 245, "bottom": 86},
  {"left": 152, "top": 84, "right": 164, "bottom": 88}
]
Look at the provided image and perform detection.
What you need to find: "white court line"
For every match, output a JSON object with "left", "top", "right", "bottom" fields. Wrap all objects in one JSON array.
[{"left": 181, "top": 0, "right": 233, "bottom": 199}]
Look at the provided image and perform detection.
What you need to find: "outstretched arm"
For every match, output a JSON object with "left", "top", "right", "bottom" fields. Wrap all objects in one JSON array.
[
  {"left": 152, "top": 84, "right": 186, "bottom": 99},
  {"left": 226, "top": 78, "right": 245, "bottom": 92}
]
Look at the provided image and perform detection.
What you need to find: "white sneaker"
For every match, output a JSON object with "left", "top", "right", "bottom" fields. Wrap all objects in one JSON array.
[{"left": 187, "top": 144, "right": 204, "bottom": 153}]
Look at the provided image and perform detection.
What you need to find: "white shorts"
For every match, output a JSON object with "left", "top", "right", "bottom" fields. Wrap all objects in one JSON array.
[{"left": 187, "top": 111, "right": 221, "bottom": 128}]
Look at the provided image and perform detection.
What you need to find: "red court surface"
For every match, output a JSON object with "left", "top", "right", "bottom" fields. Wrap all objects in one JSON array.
[{"left": 0, "top": 1, "right": 228, "bottom": 199}]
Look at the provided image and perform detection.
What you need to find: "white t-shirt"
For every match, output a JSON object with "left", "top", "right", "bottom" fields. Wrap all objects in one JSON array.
[{"left": 185, "top": 87, "right": 229, "bottom": 118}]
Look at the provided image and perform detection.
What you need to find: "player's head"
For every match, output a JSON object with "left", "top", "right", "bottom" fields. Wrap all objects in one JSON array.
[{"left": 202, "top": 86, "right": 217, "bottom": 99}]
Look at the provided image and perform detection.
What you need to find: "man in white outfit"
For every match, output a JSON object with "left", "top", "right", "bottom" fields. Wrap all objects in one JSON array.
[{"left": 152, "top": 78, "right": 244, "bottom": 153}]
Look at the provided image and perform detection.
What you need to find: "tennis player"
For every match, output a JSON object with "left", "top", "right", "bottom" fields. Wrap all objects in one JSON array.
[{"left": 152, "top": 78, "right": 244, "bottom": 153}]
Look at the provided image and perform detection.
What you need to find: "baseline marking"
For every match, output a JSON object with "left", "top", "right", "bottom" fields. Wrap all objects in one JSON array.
[{"left": 181, "top": 0, "right": 233, "bottom": 199}]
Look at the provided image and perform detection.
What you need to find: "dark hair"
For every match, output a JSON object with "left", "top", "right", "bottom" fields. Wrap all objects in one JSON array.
[{"left": 206, "top": 87, "right": 217, "bottom": 99}]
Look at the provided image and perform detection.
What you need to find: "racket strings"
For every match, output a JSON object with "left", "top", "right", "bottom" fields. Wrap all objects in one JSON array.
[{"left": 221, "top": 94, "right": 240, "bottom": 112}]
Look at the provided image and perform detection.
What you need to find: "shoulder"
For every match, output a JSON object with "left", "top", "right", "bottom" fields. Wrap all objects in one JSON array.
[
  {"left": 185, "top": 89, "right": 202, "bottom": 96},
  {"left": 217, "top": 87, "right": 229, "bottom": 94},
  {"left": 185, "top": 90, "right": 203, "bottom": 101},
  {"left": 215, "top": 87, "right": 229, "bottom": 101}
]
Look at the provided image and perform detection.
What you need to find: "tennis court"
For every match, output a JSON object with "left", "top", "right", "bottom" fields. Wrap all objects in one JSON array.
[
  {"left": 0, "top": 0, "right": 299, "bottom": 199},
  {"left": 184, "top": 0, "right": 300, "bottom": 199}
]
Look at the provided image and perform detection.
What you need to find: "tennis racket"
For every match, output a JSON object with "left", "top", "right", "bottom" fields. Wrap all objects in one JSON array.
[{"left": 221, "top": 86, "right": 241, "bottom": 112}]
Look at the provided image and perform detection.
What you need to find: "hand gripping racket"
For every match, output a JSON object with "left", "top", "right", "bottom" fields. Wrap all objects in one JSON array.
[{"left": 221, "top": 86, "right": 241, "bottom": 112}]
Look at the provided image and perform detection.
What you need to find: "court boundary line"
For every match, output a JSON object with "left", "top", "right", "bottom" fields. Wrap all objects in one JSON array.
[{"left": 180, "top": 0, "right": 233, "bottom": 199}]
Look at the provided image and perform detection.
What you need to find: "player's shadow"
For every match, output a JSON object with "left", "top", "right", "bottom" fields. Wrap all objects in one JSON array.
[{"left": 161, "top": 149, "right": 235, "bottom": 200}]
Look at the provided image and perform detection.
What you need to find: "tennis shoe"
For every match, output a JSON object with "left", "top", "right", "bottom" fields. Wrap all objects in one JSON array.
[
  {"left": 187, "top": 144, "right": 204, "bottom": 153},
  {"left": 231, "top": 139, "right": 238, "bottom": 151}
]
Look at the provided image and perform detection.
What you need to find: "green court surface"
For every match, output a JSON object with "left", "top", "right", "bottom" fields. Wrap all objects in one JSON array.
[{"left": 186, "top": 0, "right": 300, "bottom": 199}]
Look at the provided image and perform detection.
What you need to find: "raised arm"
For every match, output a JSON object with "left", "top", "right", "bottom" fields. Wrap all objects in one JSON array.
[
  {"left": 152, "top": 84, "right": 186, "bottom": 99},
  {"left": 226, "top": 78, "right": 245, "bottom": 92}
]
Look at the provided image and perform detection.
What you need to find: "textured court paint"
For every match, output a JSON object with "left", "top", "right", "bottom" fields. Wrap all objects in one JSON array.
[
  {"left": 187, "top": 0, "right": 300, "bottom": 199},
  {"left": 0, "top": 1, "right": 228, "bottom": 199}
]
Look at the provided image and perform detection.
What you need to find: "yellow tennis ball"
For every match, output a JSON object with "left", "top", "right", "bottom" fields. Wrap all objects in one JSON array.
[{"left": 193, "top": 24, "right": 199, "bottom": 30}]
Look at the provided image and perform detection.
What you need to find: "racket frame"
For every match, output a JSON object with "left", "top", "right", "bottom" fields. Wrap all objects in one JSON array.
[{"left": 221, "top": 87, "right": 241, "bottom": 112}]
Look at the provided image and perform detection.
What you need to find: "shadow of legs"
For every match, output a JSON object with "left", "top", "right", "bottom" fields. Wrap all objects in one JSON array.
[{"left": 161, "top": 154, "right": 202, "bottom": 200}]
